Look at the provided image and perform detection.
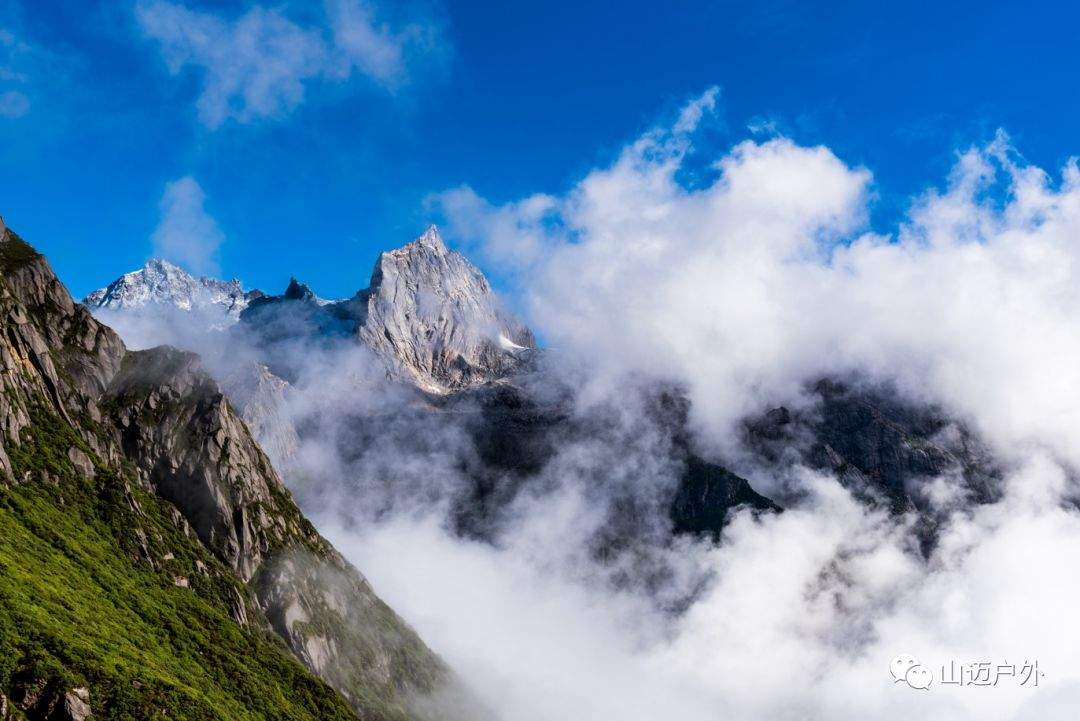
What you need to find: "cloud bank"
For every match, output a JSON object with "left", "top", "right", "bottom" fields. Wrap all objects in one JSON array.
[
  {"left": 416, "top": 89, "right": 1080, "bottom": 720},
  {"left": 437, "top": 91, "right": 1080, "bottom": 471},
  {"left": 93, "top": 88, "right": 1080, "bottom": 720},
  {"left": 134, "top": 0, "right": 446, "bottom": 128}
]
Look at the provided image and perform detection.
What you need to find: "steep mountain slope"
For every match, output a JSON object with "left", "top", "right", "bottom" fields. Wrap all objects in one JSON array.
[
  {"left": 0, "top": 228, "right": 460, "bottom": 720},
  {"left": 240, "top": 226, "right": 535, "bottom": 392},
  {"left": 83, "top": 258, "right": 259, "bottom": 327},
  {"left": 437, "top": 380, "right": 778, "bottom": 544}
]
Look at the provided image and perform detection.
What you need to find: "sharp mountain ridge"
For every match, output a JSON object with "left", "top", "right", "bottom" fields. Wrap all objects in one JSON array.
[
  {"left": 83, "top": 257, "right": 259, "bottom": 328},
  {"left": 84, "top": 226, "right": 536, "bottom": 395}
]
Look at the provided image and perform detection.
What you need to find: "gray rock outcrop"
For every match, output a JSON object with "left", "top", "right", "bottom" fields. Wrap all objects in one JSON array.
[{"left": 356, "top": 226, "right": 535, "bottom": 393}]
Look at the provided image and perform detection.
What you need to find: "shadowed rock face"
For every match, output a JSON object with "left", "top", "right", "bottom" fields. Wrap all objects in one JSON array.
[
  {"left": 745, "top": 380, "right": 1000, "bottom": 515},
  {"left": 240, "top": 226, "right": 535, "bottom": 392},
  {"left": 429, "top": 374, "right": 999, "bottom": 550},
  {"left": 430, "top": 380, "right": 778, "bottom": 546},
  {"left": 0, "top": 227, "right": 468, "bottom": 721},
  {"left": 105, "top": 346, "right": 301, "bottom": 583},
  {"left": 670, "top": 458, "right": 780, "bottom": 537}
]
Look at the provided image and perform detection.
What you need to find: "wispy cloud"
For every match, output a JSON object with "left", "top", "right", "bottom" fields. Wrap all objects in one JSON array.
[
  {"left": 151, "top": 176, "right": 224, "bottom": 275},
  {"left": 0, "top": 29, "right": 32, "bottom": 119},
  {"left": 134, "top": 0, "right": 446, "bottom": 129}
]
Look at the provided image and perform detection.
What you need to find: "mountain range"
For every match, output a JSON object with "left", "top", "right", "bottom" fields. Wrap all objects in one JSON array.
[
  {"left": 0, "top": 226, "right": 483, "bottom": 720},
  {"left": 0, "top": 221, "right": 1003, "bottom": 719},
  {"left": 83, "top": 258, "right": 259, "bottom": 328},
  {"left": 84, "top": 226, "right": 998, "bottom": 543},
  {"left": 84, "top": 227, "right": 535, "bottom": 395}
]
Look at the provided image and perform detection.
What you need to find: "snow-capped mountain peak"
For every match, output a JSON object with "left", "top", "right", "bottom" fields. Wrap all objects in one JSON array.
[
  {"left": 358, "top": 225, "right": 535, "bottom": 392},
  {"left": 89, "top": 227, "right": 536, "bottom": 393},
  {"left": 83, "top": 257, "right": 255, "bottom": 324}
]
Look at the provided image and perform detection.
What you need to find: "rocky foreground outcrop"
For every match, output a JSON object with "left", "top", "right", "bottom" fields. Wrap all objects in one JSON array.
[{"left": 0, "top": 227, "right": 473, "bottom": 720}]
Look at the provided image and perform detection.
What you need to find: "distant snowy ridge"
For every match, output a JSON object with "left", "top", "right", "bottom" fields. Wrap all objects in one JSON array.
[
  {"left": 83, "top": 258, "right": 257, "bottom": 326},
  {"left": 85, "top": 227, "right": 537, "bottom": 394}
]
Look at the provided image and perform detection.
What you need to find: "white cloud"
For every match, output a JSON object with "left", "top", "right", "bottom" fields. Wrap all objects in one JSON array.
[
  {"left": 151, "top": 175, "right": 224, "bottom": 275},
  {"left": 324, "top": 0, "right": 408, "bottom": 84},
  {"left": 134, "top": 0, "right": 444, "bottom": 129},
  {"left": 95, "top": 88, "right": 1080, "bottom": 720},
  {"left": 435, "top": 92, "right": 1080, "bottom": 471},
  {"left": 389, "top": 92, "right": 1080, "bottom": 719},
  {"left": 331, "top": 461, "right": 1080, "bottom": 721}
]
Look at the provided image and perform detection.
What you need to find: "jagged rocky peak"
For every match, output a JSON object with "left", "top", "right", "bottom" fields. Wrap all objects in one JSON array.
[
  {"left": 240, "top": 225, "right": 536, "bottom": 393},
  {"left": 284, "top": 277, "right": 317, "bottom": 301},
  {"left": 359, "top": 225, "right": 536, "bottom": 392},
  {"left": 83, "top": 257, "right": 254, "bottom": 325}
]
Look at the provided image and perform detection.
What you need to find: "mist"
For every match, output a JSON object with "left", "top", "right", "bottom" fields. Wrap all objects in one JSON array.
[{"left": 89, "top": 89, "right": 1080, "bottom": 721}]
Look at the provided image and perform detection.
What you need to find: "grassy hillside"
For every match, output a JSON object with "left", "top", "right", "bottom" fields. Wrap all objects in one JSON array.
[{"left": 0, "top": 401, "right": 358, "bottom": 720}]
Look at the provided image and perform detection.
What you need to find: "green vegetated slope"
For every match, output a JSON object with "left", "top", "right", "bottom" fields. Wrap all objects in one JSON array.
[{"left": 0, "top": 415, "right": 356, "bottom": 720}]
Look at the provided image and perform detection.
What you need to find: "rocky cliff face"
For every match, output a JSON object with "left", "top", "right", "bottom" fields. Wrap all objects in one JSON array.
[
  {"left": 103, "top": 345, "right": 453, "bottom": 718},
  {"left": 357, "top": 226, "right": 535, "bottom": 393},
  {"left": 240, "top": 226, "right": 535, "bottom": 392},
  {"left": 436, "top": 380, "right": 778, "bottom": 547},
  {"left": 220, "top": 361, "right": 300, "bottom": 467},
  {"left": 426, "top": 372, "right": 998, "bottom": 551},
  {"left": 0, "top": 232, "right": 126, "bottom": 474},
  {"left": 0, "top": 227, "right": 463, "bottom": 721},
  {"left": 745, "top": 379, "right": 999, "bottom": 516},
  {"left": 104, "top": 346, "right": 305, "bottom": 583}
]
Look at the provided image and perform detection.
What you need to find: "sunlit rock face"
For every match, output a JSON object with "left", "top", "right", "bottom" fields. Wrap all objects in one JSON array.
[
  {"left": 240, "top": 225, "right": 536, "bottom": 393},
  {"left": 356, "top": 225, "right": 536, "bottom": 393}
]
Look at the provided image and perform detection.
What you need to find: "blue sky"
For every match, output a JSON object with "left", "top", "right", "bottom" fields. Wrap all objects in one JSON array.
[{"left": 0, "top": 0, "right": 1077, "bottom": 300}]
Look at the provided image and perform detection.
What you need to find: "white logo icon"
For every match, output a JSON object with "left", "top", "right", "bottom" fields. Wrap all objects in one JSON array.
[{"left": 890, "top": 654, "right": 933, "bottom": 690}]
